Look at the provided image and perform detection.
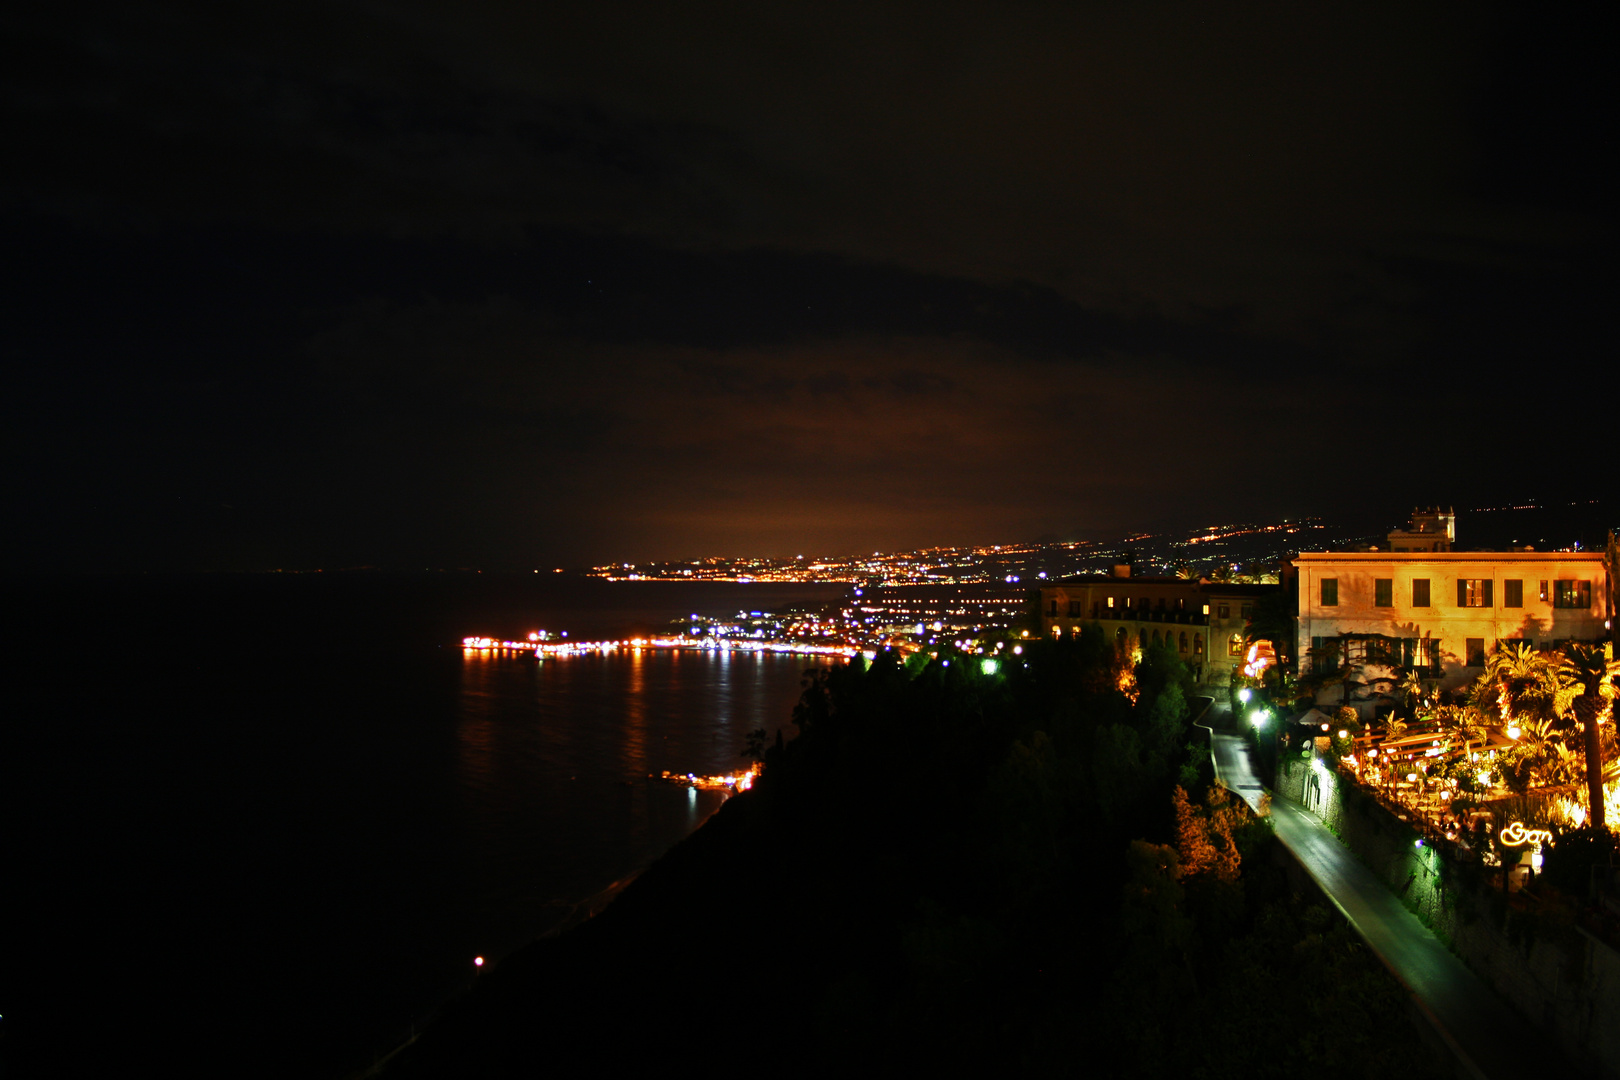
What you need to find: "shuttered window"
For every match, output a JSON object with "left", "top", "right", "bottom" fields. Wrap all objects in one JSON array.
[{"left": 1412, "top": 579, "right": 1430, "bottom": 607}]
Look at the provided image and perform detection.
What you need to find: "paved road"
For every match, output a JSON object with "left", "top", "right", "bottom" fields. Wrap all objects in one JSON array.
[{"left": 1198, "top": 704, "right": 1555, "bottom": 1080}]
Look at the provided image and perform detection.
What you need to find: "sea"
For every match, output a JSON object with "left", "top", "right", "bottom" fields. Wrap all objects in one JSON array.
[{"left": 2, "top": 573, "right": 849, "bottom": 1078}]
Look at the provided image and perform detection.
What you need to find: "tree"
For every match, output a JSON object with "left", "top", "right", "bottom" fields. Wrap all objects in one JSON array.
[
  {"left": 1396, "top": 669, "right": 1429, "bottom": 720},
  {"left": 1485, "top": 642, "right": 1572, "bottom": 730},
  {"left": 1437, "top": 704, "right": 1487, "bottom": 764},
  {"left": 1558, "top": 644, "right": 1620, "bottom": 831}
]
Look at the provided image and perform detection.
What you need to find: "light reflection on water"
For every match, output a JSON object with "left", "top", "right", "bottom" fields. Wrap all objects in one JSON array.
[
  {"left": 4, "top": 575, "right": 844, "bottom": 1079},
  {"left": 449, "top": 648, "right": 812, "bottom": 956}
]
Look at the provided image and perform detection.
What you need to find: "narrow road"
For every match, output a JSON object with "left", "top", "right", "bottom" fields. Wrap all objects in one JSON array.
[{"left": 1198, "top": 702, "right": 1556, "bottom": 1080}]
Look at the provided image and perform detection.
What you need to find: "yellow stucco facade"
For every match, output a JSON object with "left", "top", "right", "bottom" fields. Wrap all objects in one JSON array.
[{"left": 1294, "top": 550, "right": 1610, "bottom": 690}]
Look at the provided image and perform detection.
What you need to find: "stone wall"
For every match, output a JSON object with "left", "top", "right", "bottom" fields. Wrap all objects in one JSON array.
[{"left": 1278, "top": 755, "right": 1620, "bottom": 1078}]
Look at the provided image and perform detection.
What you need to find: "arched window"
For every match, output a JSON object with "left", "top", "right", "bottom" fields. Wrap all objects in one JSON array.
[
  {"left": 1179, "top": 632, "right": 1188, "bottom": 653},
  {"left": 1152, "top": 629, "right": 1161, "bottom": 646},
  {"left": 1229, "top": 634, "right": 1244, "bottom": 657},
  {"left": 1194, "top": 636, "right": 1204, "bottom": 655}
]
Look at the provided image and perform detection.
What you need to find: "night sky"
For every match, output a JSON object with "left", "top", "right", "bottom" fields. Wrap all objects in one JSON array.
[{"left": 5, "top": 3, "right": 1611, "bottom": 572}]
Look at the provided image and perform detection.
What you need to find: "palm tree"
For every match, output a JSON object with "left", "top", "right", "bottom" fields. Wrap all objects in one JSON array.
[
  {"left": 1558, "top": 644, "right": 1620, "bottom": 831},
  {"left": 1540, "top": 742, "right": 1582, "bottom": 788},
  {"left": 1438, "top": 704, "right": 1487, "bottom": 763},
  {"left": 1486, "top": 642, "right": 1572, "bottom": 731},
  {"left": 1397, "top": 669, "right": 1428, "bottom": 718}
]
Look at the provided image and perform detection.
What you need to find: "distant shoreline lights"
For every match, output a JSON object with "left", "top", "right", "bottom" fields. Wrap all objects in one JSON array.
[{"left": 460, "top": 636, "right": 859, "bottom": 660}]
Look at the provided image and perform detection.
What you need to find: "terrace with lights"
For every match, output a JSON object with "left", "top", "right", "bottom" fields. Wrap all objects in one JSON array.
[{"left": 1241, "top": 640, "right": 1620, "bottom": 946}]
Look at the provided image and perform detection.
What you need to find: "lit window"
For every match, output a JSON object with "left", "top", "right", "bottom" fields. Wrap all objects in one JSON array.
[
  {"left": 1459, "top": 579, "right": 1493, "bottom": 608},
  {"left": 1229, "top": 634, "right": 1243, "bottom": 657},
  {"left": 1554, "top": 580, "right": 1591, "bottom": 609}
]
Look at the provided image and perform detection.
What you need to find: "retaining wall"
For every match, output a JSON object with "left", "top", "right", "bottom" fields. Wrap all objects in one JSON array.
[{"left": 1277, "top": 755, "right": 1620, "bottom": 1078}]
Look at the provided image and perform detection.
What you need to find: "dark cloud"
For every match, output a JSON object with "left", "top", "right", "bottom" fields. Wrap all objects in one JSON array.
[{"left": 3, "top": 1, "right": 1611, "bottom": 571}]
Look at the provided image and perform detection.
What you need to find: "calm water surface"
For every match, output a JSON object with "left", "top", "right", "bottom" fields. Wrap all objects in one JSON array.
[{"left": 3, "top": 575, "right": 845, "bottom": 1077}]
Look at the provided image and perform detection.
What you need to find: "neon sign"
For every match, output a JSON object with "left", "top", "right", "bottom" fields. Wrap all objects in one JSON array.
[{"left": 1498, "top": 822, "right": 1553, "bottom": 848}]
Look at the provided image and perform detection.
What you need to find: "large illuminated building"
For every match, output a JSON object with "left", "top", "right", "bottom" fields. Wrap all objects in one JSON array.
[
  {"left": 1291, "top": 509, "right": 1612, "bottom": 716},
  {"left": 1039, "top": 565, "right": 1274, "bottom": 685}
]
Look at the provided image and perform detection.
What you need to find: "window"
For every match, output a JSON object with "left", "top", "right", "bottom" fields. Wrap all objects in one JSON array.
[
  {"left": 1309, "top": 636, "right": 1341, "bottom": 675},
  {"left": 1375, "top": 579, "right": 1392, "bottom": 607},
  {"left": 1179, "top": 632, "right": 1188, "bottom": 653},
  {"left": 1229, "top": 634, "right": 1244, "bottom": 657},
  {"left": 1068, "top": 600, "right": 1082, "bottom": 617},
  {"left": 1554, "top": 580, "right": 1592, "bottom": 609},
  {"left": 1412, "top": 578, "right": 1431, "bottom": 607},
  {"left": 1504, "top": 579, "right": 1523, "bottom": 608},
  {"left": 1321, "top": 579, "right": 1338, "bottom": 606},
  {"left": 1241, "top": 603, "right": 1252, "bottom": 619},
  {"left": 1539, "top": 581, "right": 1548, "bottom": 602},
  {"left": 1459, "top": 579, "right": 1493, "bottom": 608},
  {"left": 1193, "top": 636, "right": 1203, "bottom": 655},
  {"left": 1048, "top": 599, "right": 1058, "bottom": 616},
  {"left": 1218, "top": 603, "right": 1231, "bottom": 619},
  {"left": 1106, "top": 596, "right": 1115, "bottom": 609},
  {"left": 1404, "top": 638, "right": 1440, "bottom": 673},
  {"left": 1465, "top": 638, "right": 1485, "bottom": 667}
]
